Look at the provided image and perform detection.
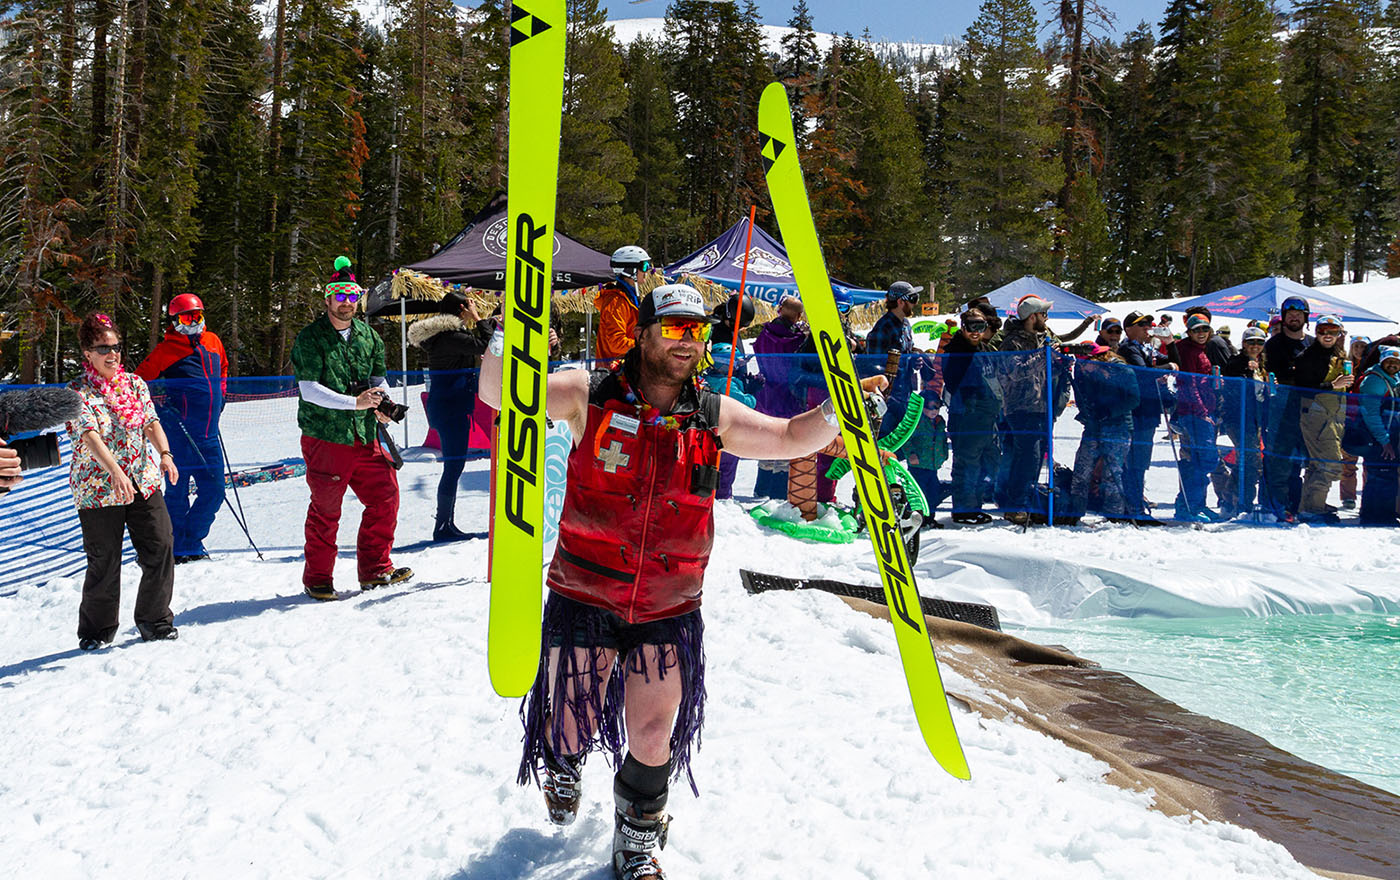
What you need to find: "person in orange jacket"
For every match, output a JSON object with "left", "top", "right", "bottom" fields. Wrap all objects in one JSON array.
[
  {"left": 135, "top": 293, "right": 228, "bottom": 563},
  {"left": 594, "top": 245, "right": 653, "bottom": 361}
]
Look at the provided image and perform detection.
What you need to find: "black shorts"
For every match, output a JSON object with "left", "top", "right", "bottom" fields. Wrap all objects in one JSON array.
[{"left": 545, "top": 591, "right": 700, "bottom": 654}]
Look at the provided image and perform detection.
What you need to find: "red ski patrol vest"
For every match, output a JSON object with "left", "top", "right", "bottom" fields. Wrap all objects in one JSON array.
[{"left": 547, "top": 363, "right": 723, "bottom": 623}]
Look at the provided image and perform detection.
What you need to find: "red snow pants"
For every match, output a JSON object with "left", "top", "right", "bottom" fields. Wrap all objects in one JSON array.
[{"left": 301, "top": 435, "right": 400, "bottom": 586}]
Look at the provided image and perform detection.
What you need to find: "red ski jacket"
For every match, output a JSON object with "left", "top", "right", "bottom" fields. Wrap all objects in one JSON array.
[
  {"left": 135, "top": 328, "right": 228, "bottom": 439},
  {"left": 547, "top": 363, "right": 723, "bottom": 623}
]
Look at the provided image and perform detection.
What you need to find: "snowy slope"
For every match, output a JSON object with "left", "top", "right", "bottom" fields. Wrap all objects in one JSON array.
[{"left": 0, "top": 391, "right": 1362, "bottom": 878}]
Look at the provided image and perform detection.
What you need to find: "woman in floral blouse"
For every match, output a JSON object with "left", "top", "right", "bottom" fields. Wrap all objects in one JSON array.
[{"left": 67, "top": 313, "right": 180, "bottom": 650}]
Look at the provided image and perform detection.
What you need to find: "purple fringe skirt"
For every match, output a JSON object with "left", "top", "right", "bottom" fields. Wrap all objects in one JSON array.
[{"left": 517, "top": 591, "right": 706, "bottom": 795}]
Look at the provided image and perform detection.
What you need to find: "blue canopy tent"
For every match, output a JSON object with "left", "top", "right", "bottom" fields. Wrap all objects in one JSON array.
[
  {"left": 1160, "top": 276, "right": 1395, "bottom": 324},
  {"left": 981, "top": 276, "right": 1102, "bottom": 319},
  {"left": 664, "top": 217, "right": 885, "bottom": 306}
]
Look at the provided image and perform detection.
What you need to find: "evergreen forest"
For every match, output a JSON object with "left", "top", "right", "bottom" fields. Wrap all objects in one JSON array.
[{"left": 4, "top": 0, "right": 1400, "bottom": 379}]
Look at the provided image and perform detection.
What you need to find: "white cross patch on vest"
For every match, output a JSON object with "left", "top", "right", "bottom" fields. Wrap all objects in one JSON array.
[{"left": 597, "top": 440, "right": 631, "bottom": 474}]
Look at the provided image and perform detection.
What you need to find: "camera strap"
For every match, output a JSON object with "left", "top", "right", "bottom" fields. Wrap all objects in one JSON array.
[{"left": 376, "top": 423, "right": 404, "bottom": 470}]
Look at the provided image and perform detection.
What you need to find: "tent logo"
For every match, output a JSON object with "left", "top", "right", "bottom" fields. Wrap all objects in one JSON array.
[
  {"left": 484, "top": 217, "right": 560, "bottom": 260},
  {"left": 759, "top": 134, "right": 786, "bottom": 174},
  {"left": 732, "top": 246, "right": 791, "bottom": 277},
  {"left": 672, "top": 245, "right": 722, "bottom": 274},
  {"left": 510, "top": 4, "right": 553, "bottom": 46}
]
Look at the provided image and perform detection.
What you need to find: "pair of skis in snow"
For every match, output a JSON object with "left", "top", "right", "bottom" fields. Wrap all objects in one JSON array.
[{"left": 486, "top": 4, "right": 968, "bottom": 779}]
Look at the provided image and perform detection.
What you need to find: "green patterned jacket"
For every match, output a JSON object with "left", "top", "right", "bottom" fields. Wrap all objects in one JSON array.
[{"left": 291, "top": 314, "right": 386, "bottom": 446}]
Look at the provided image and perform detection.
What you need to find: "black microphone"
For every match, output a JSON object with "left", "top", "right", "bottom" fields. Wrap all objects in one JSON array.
[
  {"left": 0, "top": 386, "right": 83, "bottom": 438},
  {"left": 0, "top": 388, "right": 83, "bottom": 490}
]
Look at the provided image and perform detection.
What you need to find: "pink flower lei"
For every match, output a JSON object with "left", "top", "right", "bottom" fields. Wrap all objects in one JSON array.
[
  {"left": 83, "top": 361, "right": 146, "bottom": 432},
  {"left": 612, "top": 358, "right": 702, "bottom": 431}
]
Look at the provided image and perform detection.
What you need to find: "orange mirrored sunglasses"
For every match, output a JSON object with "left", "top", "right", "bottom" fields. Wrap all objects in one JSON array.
[
  {"left": 657, "top": 318, "right": 711, "bottom": 342},
  {"left": 175, "top": 310, "right": 204, "bottom": 325}
]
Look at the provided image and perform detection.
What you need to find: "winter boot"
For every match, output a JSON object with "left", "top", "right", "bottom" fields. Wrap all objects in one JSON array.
[
  {"left": 541, "top": 751, "right": 583, "bottom": 826},
  {"left": 304, "top": 583, "right": 338, "bottom": 602},
  {"left": 360, "top": 567, "right": 414, "bottom": 590},
  {"left": 137, "top": 622, "right": 179, "bottom": 642},
  {"left": 612, "top": 795, "right": 669, "bottom": 880},
  {"left": 433, "top": 519, "right": 473, "bottom": 543}
]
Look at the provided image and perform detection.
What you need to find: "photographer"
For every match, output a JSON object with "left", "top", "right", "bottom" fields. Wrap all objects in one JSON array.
[{"left": 291, "top": 256, "right": 412, "bottom": 601}]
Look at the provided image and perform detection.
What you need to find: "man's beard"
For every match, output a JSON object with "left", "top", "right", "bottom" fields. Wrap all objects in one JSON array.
[{"left": 638, "top": 339, "right": 698, "bottom": 386}]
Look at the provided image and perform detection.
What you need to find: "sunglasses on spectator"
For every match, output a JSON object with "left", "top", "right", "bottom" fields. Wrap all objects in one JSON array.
[
  {"left": 658, "top": 318, "right": 711, "bottom": 342},
  {"left": 1104, "top": 327, "right": 1123, "bottom": 334},
  {"left": 963, "top": 322, "right": 989, "bottom": 333},
  {"left": 1188, "top": 327, "right": 1211, "bottom": 334},
  {"left": 333, "top": 292, "right": 362, "bottom": 304},
  {"left": 88, "top": 344, "right": 122, "bottom": 356},
  {"left": 1245, "top": 340, "right": 1264, "bottom": 346},
  {"left": 1317, "top": 328, "right": 1342, "bottom": 336},
  {"left": 175, "top": 310, "right": 204, "bottom": 325}
]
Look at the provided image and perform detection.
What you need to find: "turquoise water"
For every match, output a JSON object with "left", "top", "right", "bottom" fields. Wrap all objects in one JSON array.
[{"left": 1011, "top": 613, "right": 1400, "bottom": 796}]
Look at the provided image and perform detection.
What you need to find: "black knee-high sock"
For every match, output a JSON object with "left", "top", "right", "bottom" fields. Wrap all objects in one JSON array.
[{"left": 614, "top": 752, "right": 670, "bottom": 814}]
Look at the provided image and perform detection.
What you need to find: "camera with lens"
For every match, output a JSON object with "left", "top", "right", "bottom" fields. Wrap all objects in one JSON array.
[{"left": 347, "top": 380, "right": 409, "bottom": 423}]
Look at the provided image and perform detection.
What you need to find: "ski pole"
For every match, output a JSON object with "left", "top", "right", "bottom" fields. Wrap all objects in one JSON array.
[
  {"left": 216, "top": 430, "right": 264, "bottom": 560},
  {"left": 173, "top": 418, "right": 264, "bottom": 560}
]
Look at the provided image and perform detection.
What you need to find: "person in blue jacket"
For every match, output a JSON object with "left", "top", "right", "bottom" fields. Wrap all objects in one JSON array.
[
  {"left": 135, "top": 293, "right": 227, "bottom": 563},
  {"left": 1066, "top": 345, "right": 1139, "bottom": 522},
  {"left": 1356, "top": 346, "right": 1400, "bottom": 525},
  {"left": 1116, "top": 311, "right": 1173, "bottom": 525}
]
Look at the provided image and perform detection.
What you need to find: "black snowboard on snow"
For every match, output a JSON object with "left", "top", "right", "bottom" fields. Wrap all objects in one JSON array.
[{"left": 739, "top": 569, "right": 1001, "bottom": 632}]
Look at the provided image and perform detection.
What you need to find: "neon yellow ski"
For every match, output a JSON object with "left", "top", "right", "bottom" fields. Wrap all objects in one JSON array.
[
  {"left": 489, "top": 0, "right": 566, "bottom": 698},
  {"left": 757, "top": 81, "right": 970, "bottom": 779}
]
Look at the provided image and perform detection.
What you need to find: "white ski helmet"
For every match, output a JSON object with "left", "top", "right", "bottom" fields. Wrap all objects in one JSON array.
[{"left": 610, "top": 245, "right": 652, "bottom": 275}]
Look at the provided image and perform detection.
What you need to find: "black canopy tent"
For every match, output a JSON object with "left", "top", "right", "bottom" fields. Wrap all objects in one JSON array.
[
  {"left": 399, "top": 192, "right": 613, "bottom": 292},
  {"left": 366, "top": 193, "right": 615, "bottom": 444}
]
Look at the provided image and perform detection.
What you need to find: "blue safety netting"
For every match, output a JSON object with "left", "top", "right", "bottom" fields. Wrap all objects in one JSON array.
[{"left": 5, "top": 349, "right": 1398, "bottom": 593}]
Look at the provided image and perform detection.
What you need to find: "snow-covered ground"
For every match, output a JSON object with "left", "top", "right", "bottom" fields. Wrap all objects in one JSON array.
[{"left": 4, "top": 382, "right": 1392, "bottom": 877}]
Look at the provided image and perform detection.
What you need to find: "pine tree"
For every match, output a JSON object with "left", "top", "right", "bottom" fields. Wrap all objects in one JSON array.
[
  {"left": 777, "top": 0, "right": 821, "bottom": 149},
  {"left": 666, "top": 0, "right": 770, "bottom": 239},
  {"left": 191, "top": 0, "right": 267, "bottom": 374},
  {"left": 1049, "top": 0, "right": 1114, "bottom": 285},
  {"left": 1061, "top": 172, "right": 1115, "bottom": 297},
  {"left": 620, "top": 35, "right": 694, "bottom": 261},
  {"left": 942, "top": 0, "right": 1060, "bottom": 297},
  {"left": 1282, "top": 0, "right": 1366, "bottom": 284},
  {"left": 557, "top": 0, "right": 639, "bottom": 250},
  {"left": 1103, "top": 25, "right": 1166, "bottom": 298},
  {"left": 0, "top": 5, "right": 85, "bottom": 382},
  {"left": 134, "top": 0, "right": 212, "bottom": 351},
  {"left": 823, "top": 40, "right": 927, "bottom": 285},
  {"left": 382, "top": 0, "right": 470, "bottom": 263},
  {"left": 274, "top": 0, "right": 369, "bottom": 371},
  {"left": 800, "top": 41, "right": 867, "bottom": 277},
  {"left": 1154, "top": 0, "right": 1297, "bottom": 295}
]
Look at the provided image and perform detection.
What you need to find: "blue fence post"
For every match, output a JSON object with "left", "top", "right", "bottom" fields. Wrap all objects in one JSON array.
[
  {"left": 1238, "top": 373, "right": 1247, "bottom": 519},
  {"left": 1045, "top": 342, "right": 1054, "bottom": 527}
]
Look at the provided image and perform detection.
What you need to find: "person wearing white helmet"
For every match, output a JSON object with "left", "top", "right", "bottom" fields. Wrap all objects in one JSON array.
[
  {"left": 594, "top": 245, "right": 655, "bottom": 361},
  {"left": 1293, "top": 314, "right": 1353, "bottom": 522},
  {"left": 479, "top": 283, "right": 871, "bottom": 880},
  {"left": 1354, "top": 346, "right": 1400, "bottom": 524}
]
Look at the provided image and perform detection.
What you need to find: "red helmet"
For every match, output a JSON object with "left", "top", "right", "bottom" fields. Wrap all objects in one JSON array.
[{"left": 168, "top": 293, "right": 204, "bottom": 316}]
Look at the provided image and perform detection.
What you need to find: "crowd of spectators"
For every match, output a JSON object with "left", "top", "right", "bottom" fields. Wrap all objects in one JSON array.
[{"left": 725, "top": 287, "right": 1400, "bottom": 529}]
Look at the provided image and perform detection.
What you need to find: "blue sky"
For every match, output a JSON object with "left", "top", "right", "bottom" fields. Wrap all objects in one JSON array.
[{"left": 589, "top": 0, "right": 1171, "bottom": 44}]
